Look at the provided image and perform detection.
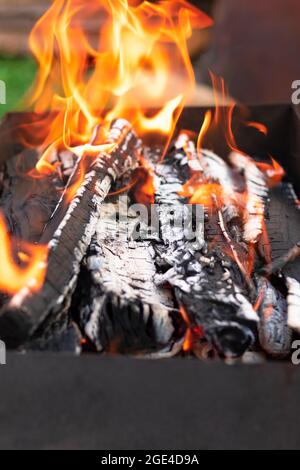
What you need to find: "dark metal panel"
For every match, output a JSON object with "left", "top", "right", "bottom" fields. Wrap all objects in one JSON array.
[{"left": 0, "top": 354, "right": 299, "bottom": 450}]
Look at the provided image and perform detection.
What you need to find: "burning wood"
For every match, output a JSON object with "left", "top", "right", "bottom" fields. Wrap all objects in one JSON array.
[
  {"left": 200, "top": 149, "right": 240, "bottom": 225},
  {"left": 262, "top": 241, "right": 300, "bottom": 276},
  {"left": 152, "top": 135, "right": 259, "bottom": 358},
  {"left": 0, "top": 0, "right": 299, "bottom": 362},
  {"left": 0, "top": 148, "right": 60, "bottom": 243},
  {"left": 0, "top": 119, "right": 141, "bottom": 348},
  {"left": 256, "top": 276, "right": 292, "bottom": 357},
  {"left": 286, "top": 277, "right": 300, "bottom": 333},
  {"left": 229, "top": 151, "right": 269, "bottom": 244},
  {"left": 75, "top": 200, "right": 184, "bottom": 357}
]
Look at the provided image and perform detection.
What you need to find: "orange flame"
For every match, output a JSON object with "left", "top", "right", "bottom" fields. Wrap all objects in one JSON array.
[
  {"left": 0, "top": 214, "right": 48, "bottom": 295},
  {"left": 180, "top": 306, "right": 204, "bottom": 352},
  {"left": 133, "top": 156, "right": 155, "bottom": 204},
  {"left": 25, "top": 0, "right": 212, "bottom": 174},
  {"left": 207, "top": 72, "right": 239, "bottom": 153},
  {"left": 179, "top": 306, "right": 192, "bottom": 352},
  {"left": 188, "top": 183, "right": 224, "bottom": 206},
  {"left": 197, "top": 110, "right": 212, "bottom": 156},
  {"left": 256, "top": 157, "right": 285, "bottom": 188},
  {"left": 246, "top": 121, "right": 268, "bottom": 136}
]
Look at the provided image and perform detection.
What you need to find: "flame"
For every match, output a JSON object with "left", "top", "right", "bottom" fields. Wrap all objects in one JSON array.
[
  {"left": 136, "top": 94, "right": 184, "bottom": 135},
  {"left": 246, "top": 121, "right": 268, "bottom": 136},
  {"left": 206, "top": 72, "right": 239, "bottom": 153},
  {"left": 254, "top": 288, "right": 265, "bottom": 312},
  {"left": 179, "top": 306, "right": 192, "bottom": 352},
  {"left": 180, "top": 306, "right": 204, "bottom": 352},
  {"left": 0, "top": 214, "right": 48, "bottom": 295},
  {"left": 133, "top": 156, "right": 155, "bottom": 204},
  {"left": 189, "top": 183, "right": 224, "bottom": 206},
  {"left": 183, "top": 328, "right": 193, "bottom": 352},
  {"left": 24, "top": 0, "right": 212, "bottom": 174},
  {"left": 197, "top": 110, "right": 212, "bottom": 156},
  {"left": 256, "top": 157, "right": 285, "bottom": 188}
]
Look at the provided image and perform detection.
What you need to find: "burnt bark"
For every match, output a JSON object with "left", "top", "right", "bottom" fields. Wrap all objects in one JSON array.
[
  {"left": 73, "top": 199, "right": 184, "bottom": 357},
  {"left": 0, "top": 148, "right": 60, "bottom": 243},
  {"left": 152, "top": 137, "right": 259, "bottom": 358},
  {"left": 0, "top": 119, "right": 141, "bottom": 348}
]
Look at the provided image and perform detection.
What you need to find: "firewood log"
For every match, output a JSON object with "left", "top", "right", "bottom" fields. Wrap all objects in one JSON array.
[
  {"left": 74, "top": 199, "right": 184, "bottom": 357},
  {"left": 152, "top": 134, "right": 259, "bottom": 358},
  {"left": 0, "top": 119, "right": 141, "bottom": 348},
  {"left": 255, "top": 276, "right": 292, "bottom": 357}
]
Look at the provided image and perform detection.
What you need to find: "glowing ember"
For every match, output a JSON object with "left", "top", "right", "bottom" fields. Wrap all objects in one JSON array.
[
  {"left": 246, "top": 121, "right": 268, "bottom": 136},
  {"left": 0, "top": 214, "right": 48, "bottom": 295},
  {"left": 256, "top": 157, "right": 285, "bottom": 188}
]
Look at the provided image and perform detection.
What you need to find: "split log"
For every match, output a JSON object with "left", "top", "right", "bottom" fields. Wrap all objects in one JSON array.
[
  {"left": 286, "top": 277, "right": 300, "bottom": 333},
  {"left": 0, "top": 119, "right": 141, "bottom": 348},
  {"left": 73, "top": 199, "right": 184, "bottom": 357},
  {"left": 255, "top": 276, "right": 292, "bottom": 357},
  {"left": 262, "top": 182, "right": 300, "bottom": 279},
  {"left": 0, "top": 148, "right": 60, "bottom": 243},
  {"left": 262, "top": 242, "right": 300, "bottom": 276},
  {"left": 229, "top": 151, "right": 269, "bottom": 244},
  {"left": 153, "top": 134, "right": 258, "bottom": 358},
  {"left": 28, "top": 321, "right": 82, "bottom": 354}
]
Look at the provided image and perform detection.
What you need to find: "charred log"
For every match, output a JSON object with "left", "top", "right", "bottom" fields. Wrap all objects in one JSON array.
[
  {"left": 0, "top": 119, "right": 141, "bottom": 348},
  {"left": 262, "top": 241, "right": 300, "bottom": 276},
  {"left": 28, "top": 320, "right": 82, "bottom": 354},
  {"left": 229, "top": 151, "right": 269, "bottom": 244},
  {"left": 73, "top": 200, "right": 184, "bottom": 357},
  {"left": 256, "top": 276, "right": 292, "bottom": 357},
  {"left": 152, "top": 136, "right": 258, "bottom": 358},
  {"left": 0, "top": 148, "right": 60, "bottom": 243},
  {"left": 286, "top": 276, "right": 300, "bottom": 333}
]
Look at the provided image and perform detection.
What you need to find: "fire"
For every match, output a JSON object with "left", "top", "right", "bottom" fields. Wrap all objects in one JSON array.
[
  {"left": 0, "top": 214, "right": 48, "bottom": 295},
  {"left": 180, "top": 306, "right": 204, "bottom": 352},
  {"left": 246, "top": 121, "right": 268, "bottom": 136},
  {"left": 135, "top": 94, "right": 184, "bottom": 135},
  {"left": 197, "top": 110, "right": 212, "bottom": 156},
  {"left": 25, "top": 0, "right": 212, "bottom": 173},
  {"left": 179, "top": 306, "right": 192, "bottom": 352},
  {"left": 0, "top": 0, "right": 212, "bottom": 298},
  {"left": 194, "top": 74, "right": 272, "bottom": 158},
  {"left": 206, "top": 72, "right": 239, "bottom": 153},
  {"left": 256, "top": 157, "right": 285, "bottom": 188},
  {"left": 133, "top": 156, "right": 155, "bottom": 204},
  {"left": 181, "top": 182, "right": 224, "bottom": 207}
]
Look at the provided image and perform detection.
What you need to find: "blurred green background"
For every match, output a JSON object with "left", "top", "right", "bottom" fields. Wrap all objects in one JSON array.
[{"left": 0, "top": 56, "right": 36, "bottom": 117}]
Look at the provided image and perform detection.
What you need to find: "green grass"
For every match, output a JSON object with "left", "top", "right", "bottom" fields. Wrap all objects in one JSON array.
[{"left": 0, "top": 56, "right": 37, "bottom": 117}]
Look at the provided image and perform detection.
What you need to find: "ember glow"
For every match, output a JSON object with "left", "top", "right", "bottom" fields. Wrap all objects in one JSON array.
[
  {"left": 246, "top": 121, "right": 268, "bottom": 136},
  {"left": 0, "top": 215, "right": 48, "bottom": 295}
]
